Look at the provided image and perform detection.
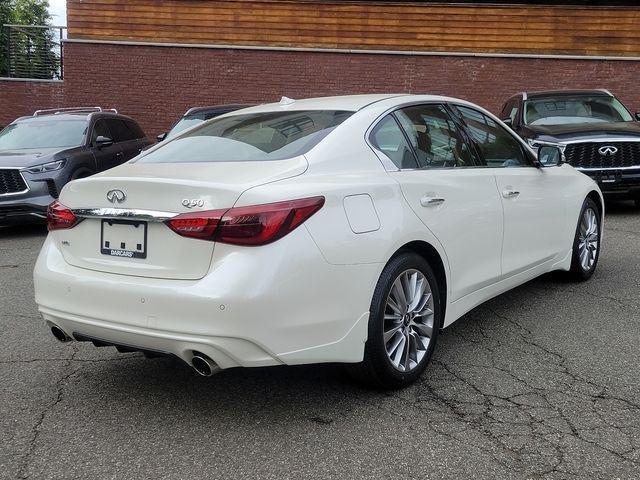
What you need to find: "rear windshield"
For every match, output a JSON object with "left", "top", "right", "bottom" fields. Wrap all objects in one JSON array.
[
  {"left": 524, "top": 95, "right": 633, "bottom": 126},
  {"left": 0, "top": 119, "right": 87, "bottom": 150},
  {"left": 138, "top": 110, "right": 353, "bottom": 163}
]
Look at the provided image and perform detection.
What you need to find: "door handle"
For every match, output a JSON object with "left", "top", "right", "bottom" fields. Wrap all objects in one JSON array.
[
  {"left": 420, "top": 196, "right": 445, "bottom": 207},
  {"left": 502, "top": 189, "right": 520, "bottom": 198}
]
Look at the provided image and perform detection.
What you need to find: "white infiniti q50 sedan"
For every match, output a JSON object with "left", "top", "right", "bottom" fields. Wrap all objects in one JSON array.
[{"left": 34, "top": 94, "right": 603, "bottom": 389}]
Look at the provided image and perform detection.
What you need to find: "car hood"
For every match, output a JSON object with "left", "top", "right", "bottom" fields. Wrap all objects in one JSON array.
[
  {"left": 523, "top": 122, "right": 640, "bottom": 142},
  {"left": 0, "top": 147, "right": 72, "bottom": 168}
]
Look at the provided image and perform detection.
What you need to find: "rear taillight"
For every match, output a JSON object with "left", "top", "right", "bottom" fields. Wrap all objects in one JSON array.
[
  {"left": 166, "top": 196, "right": 325, "bottom": 246},
  {"left": 47, "top": 200, "right": 81, "bottom": 231}
]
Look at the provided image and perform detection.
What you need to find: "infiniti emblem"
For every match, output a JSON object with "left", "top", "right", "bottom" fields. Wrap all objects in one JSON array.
[
  {"left": 598, "top": 146, "right": 618, "bottom": 157},
  {"left": 106, "top": 189, "right": 126, "bottom": 204}
]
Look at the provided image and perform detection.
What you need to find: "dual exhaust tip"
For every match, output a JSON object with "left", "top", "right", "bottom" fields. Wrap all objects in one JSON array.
[{"left": 50, "top": 324, "right": 219, "bottom": 377}]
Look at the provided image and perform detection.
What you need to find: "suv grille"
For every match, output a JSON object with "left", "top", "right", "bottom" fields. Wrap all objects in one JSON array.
[
  {"left": 0, "top": 169, "right": 28, "bottom": 195},
  {"left": 564, "top": 142, "right": 640, "bottom": 169}
]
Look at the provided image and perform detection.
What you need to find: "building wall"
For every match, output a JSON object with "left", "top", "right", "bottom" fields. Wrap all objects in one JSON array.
[
  {"left": 67, "top": 0, "right": 640, "bottom": 57},
  {"left": 0, "top": 80, "right": 65, "bottom": 128},
  {"left": 2, "top": 41, "right": 636, "bottom": 137}
]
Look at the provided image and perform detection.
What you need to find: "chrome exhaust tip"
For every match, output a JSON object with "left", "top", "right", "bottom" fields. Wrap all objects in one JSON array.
[
  {"left": 50, "top": 325, "right": 71, "bottom": 343},
  {"left": 191, "top": 355, "right": 218, "bottom": 377}
]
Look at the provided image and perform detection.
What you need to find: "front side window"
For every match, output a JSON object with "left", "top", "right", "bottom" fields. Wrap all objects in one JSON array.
[
  {"left": 395, "top": 104, "right": 475, "bottom": 168},
  {"left": 0, "top": 119, "right": 87, "bottom": 150},
  {"left": 91, "top": 119, "right": 111, "bottom": 144},
  {"left": 139, "top": 110, "right": 353, "bottom": 163},
  {"left": 454, "top": 105, "right": 529, "bottom": 168},
  {"left": 524, "top": 95, "right": 633, "bottom": 126}
]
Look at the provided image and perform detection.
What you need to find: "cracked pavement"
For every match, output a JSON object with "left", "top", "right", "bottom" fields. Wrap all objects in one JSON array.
[{"left": 1, "top": 202, "right": 639, "bottom": 479}]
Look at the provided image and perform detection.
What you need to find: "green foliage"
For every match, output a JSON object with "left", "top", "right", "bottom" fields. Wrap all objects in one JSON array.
[{"left": 0, "top": 0, "right": 56, "bottom": 78}]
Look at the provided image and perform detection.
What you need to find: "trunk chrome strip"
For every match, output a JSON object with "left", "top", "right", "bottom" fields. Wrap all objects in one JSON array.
[
  {"left": 576, "top": 166, "right": 640, "bottom": 172},
  {"left": 72, "top": 208, "right": 177, "bottom": 222}
]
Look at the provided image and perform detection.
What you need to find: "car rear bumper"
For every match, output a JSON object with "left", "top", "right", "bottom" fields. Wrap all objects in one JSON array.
[{"left": 34, "top": 230, "right": 378, "bottom": 369}]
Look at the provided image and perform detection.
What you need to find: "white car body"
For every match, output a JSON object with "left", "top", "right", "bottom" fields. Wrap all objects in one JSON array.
[{"left": 34, "top": 94, "right": 603, "bottom": 373}]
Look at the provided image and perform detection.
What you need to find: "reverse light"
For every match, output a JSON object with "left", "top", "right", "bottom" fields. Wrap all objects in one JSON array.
[
  {"left": 47, "top": 200, "right": 81, "bottom": 231},
  {"left": 166, "top": 196, "right": 325, "bottom": 246},
  {"left": 24, "top": 159, "right": 66, "bottom": 174}
]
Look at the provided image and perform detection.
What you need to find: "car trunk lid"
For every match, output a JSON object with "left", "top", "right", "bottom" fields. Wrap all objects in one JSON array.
[{"left": 54, "top": 158, "right": 307, "bottom": 279}]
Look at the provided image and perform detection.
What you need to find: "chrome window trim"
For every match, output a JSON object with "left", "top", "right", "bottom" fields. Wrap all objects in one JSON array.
[
  {"left": 71, "top": 208, "right": 178, "bottom": 222},
  {"left": 0, "top": 166, "right": 30, "bottom": 197}
]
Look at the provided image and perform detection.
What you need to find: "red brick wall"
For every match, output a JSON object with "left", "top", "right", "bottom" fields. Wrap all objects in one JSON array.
[
  {"left": 0, "top": 80, "right": 65, "bottom": 128},
  {"left": 2, "top": 42, "right": 640, "bottom": 136}
]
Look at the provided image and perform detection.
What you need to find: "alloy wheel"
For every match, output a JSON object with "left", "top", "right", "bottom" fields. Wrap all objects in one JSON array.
[
  {"left": 383, "top": 269, "right": 435, "bottom": 372},
  {"left": 578, "top": 207, "right": 599, "bottom": 272}
]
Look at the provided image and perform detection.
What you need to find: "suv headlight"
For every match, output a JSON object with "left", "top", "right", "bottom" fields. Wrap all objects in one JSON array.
[{"left": 23, "top": 159, "right": 66, "bottom": 174}]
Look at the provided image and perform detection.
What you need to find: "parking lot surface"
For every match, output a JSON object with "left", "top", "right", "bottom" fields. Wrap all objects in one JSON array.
[{"left": 1, "top": 202, "right": 639, "bottom": 480}]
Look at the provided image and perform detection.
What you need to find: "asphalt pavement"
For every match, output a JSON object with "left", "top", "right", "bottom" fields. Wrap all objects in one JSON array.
[{"left": 1, "top": 202, "right": 639, "bottom": 480}]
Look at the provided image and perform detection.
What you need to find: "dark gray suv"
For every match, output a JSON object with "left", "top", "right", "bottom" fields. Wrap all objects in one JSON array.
[{"left": 0, "top": 107, "right": 151, "bottom": 225}]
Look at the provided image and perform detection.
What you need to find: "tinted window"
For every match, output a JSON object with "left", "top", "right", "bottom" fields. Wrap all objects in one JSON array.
[
  {"left": 395, "top": 104, "right": 475, "bottom": 168},
  {"left": 369, "top": 115, "right": 417, "bottom": 169},
  {"left": 524, "top": 95, "right": 633, "bottom": 126},
  {"left": 126, "top": 120, "right": 145, "bottom": 139},
  {"left": 91, "top": 119, "right": 111, "bottom": 144},
  {"left": 106, "top": 119, "right": 134, "bottom": 142},
  {"left": 0, "top": 119, "right": 87, "bottom": 150},
  {"left": 454, "top": 106, "right": 528, "bottom": 168},
  {"left": 138, "top": 110, "right": 353, "bottom": 163}
]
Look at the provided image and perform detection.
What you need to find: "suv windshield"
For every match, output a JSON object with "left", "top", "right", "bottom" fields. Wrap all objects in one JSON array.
[
  {"left": 0, "top": 119, "right": 87, "bottom": 150},
  {"left": 139, "top": 110, "right": 353, "bottom": 163},
  {"left": 524, "top": 95, "right": 633, "bottom": 126}
]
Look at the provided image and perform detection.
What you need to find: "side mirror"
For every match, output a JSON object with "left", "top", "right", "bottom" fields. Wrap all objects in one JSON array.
[
  {"left": 95, "top": 135, "right": 113, "bottom": 148},
  {"left": 538, "top": 145, "right": 563, "bottom": 167},
  {"left": 501, "top": 117, "right": 513, "bottom": 127},
  {"left": 156, "top": 132, "right": 167, "bottom": 142},
  {"left": 635, "top": 112, "right": 640, "bottom": 121}
]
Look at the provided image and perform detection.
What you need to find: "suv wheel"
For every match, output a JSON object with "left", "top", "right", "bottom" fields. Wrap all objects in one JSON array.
[{"left": 348, "top": 252, "right": 441, "bottom": 390}]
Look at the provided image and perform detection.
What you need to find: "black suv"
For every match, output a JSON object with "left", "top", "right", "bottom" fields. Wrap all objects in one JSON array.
[
  {"left": 500, "top": 90, "right": 640, "bottom": 205},
  {"left": 0, "top": 107, "right": 151, "bottom": 224}
]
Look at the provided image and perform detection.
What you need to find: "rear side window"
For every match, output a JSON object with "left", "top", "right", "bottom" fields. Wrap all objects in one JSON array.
[
  {"left": 395, "top": 104, "right": 475, "bottom": 168},
  {"left": 369, "top": 115, "right": 418, "bottom": 169},
  {"left": 126, "top": 120, "right": 145, "bottom": 139},
  {"left": 138, "top": 110, "right": 353, "bottom": 163},
  {"left": 453, "top": 106, "right": 529, "bottom": 168},
  {"left": 106, "top": 119, "right": 134, "bottom": 142}
]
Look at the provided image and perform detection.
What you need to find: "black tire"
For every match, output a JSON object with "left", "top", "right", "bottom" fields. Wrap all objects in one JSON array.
[
  {"left": 348, "top": 252, "right": 442, "bottom": 390},
  {"left": 634, "top": 198, "right": 640, "bottom": 209},
  {"left": 567, "top": 197, "right": 601, "bottom": 281}
]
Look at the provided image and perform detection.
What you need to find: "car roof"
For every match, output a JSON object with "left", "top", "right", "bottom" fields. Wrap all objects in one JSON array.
[
  {"left": 236, "top": 94, "right": 411, "bottom": 114},
  {"left": 524, "top": 89, "right": 614, "bottom": 99},
  {"left": 14, "top": 111, "right": 135, "bottom": 124}
]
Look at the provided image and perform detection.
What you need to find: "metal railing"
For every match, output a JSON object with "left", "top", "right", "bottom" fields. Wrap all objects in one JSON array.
[{"left": 2, "top": 24, "right": 66, "bottom": 80}]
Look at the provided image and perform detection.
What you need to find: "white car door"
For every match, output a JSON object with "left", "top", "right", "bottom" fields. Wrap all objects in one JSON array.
[
  {"left": 371, "top": 104, "right": 504, "bottom": 302},
  {"left": 451, "top": 105, "right": 569, "bottom": 276}
]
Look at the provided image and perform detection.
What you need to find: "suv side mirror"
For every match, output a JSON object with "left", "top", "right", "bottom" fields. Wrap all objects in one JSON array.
[
  {"left": 501, "top": 117, "right": 513, "bottom": 127},
  {"left": 538, "top": 145, "right": 563, "bottom": 167},
  {"left": 157, "top": 132, "right": 167, "bottom": 142},
  {"left": 95, "top": 135, "right": 113, "bottom": 148},
  {"left": 635, "top": 112, "right": 640, "bottom": 121}
]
